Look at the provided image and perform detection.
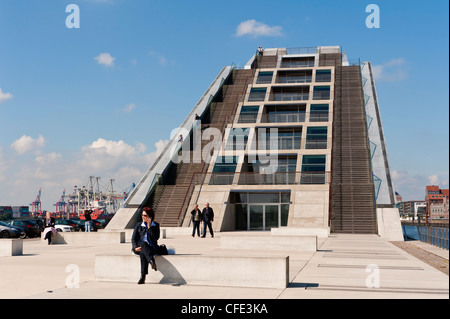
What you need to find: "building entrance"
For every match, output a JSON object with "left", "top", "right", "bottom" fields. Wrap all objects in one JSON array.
[{"left": 233, "top": 192, "right": 290, "bottom": 231}]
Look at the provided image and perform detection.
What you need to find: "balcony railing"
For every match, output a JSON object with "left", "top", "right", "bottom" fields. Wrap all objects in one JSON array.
[
  {"left": 270, "top": 92, "right": 309, "bottom": 101},
  {"left": 261, "top": 112, "right": 306, "bottom": 123},
  {"left": 190, "top": 171, "right": 331, "bottom": 186},
  {"left": 312, "top": 91, "right": 331, "bottom": 100},
  {"left": 277, "top": 76, "right": 312, "bottom": 84}
]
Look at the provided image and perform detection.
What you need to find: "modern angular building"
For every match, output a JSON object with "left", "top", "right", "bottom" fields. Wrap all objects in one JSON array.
[{"left": 107, "top": 46, "right": 403, "bottom": 240}]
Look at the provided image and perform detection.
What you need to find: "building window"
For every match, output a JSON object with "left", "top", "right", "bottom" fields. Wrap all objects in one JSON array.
[
  {"left": 270, "top": 86, "right": 309, "bottom": 101},
  {"left": 313, "top": 86, "right": 331, "bottom": 100},
  {"left": 315, "top": 70, "right": 332, "bottom": 82},
  {"left": 240, "top": 155, "right": 297, "bottom": 185},
  {"left": 259, "top": 127, "right": 302, "bottom": 150},
  {"left": 276, "top": 70, "right": 312, "bottom": 83},
  {"left": 256, "top": 71, "right": 273, "bottom": 84},
  {"left": 225, "top": 128, "right": 250, "bottom": 151},
  {"left": 305, "top": 127, "right": 328, "bottom": 149},
  {"left": 262, "top": 104, "right": 306, "bottom": 123},
  {"left": 281, "top": 57, "right": 315, "bottom": 68},
  {"left": 210, "top": 156, "right": 238, "bottom": 185},
  {"left": 238, "top": 106, "right": 259, "bottom": 124},
  {"left": 309, "top": 104, "right": 329, "bottom": 122},
  {"left": 248, "top": 88, "right": 267, "bottom": 102},
  {"left": 301, "top": 155, "right": 327, "bottom": 184}
]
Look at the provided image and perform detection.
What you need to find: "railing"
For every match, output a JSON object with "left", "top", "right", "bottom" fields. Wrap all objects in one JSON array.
[
  {"left": 285, "top": 47, "right": 318, "bottom": 55},
  {"left": 270, "top": 92, "right": 309, "bottom": 101},
  {"left": 418, "top": 224, "right": 449, "bottom": 250},
  {"left": 236, "top": 111, "right": 330, "bottom": 124},
  {"left": 261, "top": 112, "right": 306, "bottom": 123},
  {"left": 190, "top": 171, "right": 331, "bottom": 186},
  {"left": 312, "top": 91, "right": 331, "bottom": 100},
  {"left": 256, "top": 75, "right": 273, "bottom": 84},
  {"left": 276, "top": 75, "right": 312, "bottom": 84},
  {"left": 280, "top": 61, "right": 315, "bottom": 69}
]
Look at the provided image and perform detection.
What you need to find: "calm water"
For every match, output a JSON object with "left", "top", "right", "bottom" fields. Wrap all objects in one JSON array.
[{"left": 402, "top": 225, "right": 420, "bottom": 241}]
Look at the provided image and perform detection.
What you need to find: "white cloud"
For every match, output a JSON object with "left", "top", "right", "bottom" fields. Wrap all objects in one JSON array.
[
  {"left": 392, "top": 170, "right": 449, "bottom": 201},
  {"left": 11, "top": 135, "right": 45, "bottom": 155},
  {"left": 149, "top": 51, "right": 171, "bottom": 67},
  {"left": 372, "top": 58, "right": 408, "bottom": 82},
  {"left": 235, "top": 19, "right": 283, "bottom": 37},
  {"left": 35, "top": 152, "right": 62, "bottom": 165},
  {"left": 0, "top": 88, "right": 13, "bottom": 104},
  {"left": 123, "top": 103, "right": 136, "bottom": 113},
  {"left": 94, "top": 53, "right": 115, "bottom": 67}
]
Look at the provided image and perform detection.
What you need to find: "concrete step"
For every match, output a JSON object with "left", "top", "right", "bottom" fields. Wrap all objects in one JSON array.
[{"left": 95, "top": 254, "right": 289, "bottom": 289}]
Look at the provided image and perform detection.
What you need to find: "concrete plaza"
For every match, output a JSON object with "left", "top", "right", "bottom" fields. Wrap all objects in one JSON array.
[{"left": 0, "top": 232, "right": 448, "bottom": 299}]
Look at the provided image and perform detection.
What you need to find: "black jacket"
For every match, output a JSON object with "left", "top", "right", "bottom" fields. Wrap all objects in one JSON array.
[
  {"left": 202, "top": 207, "right": 214, "bottom": 222},
  {"left": 190, "top": 209, "right": 203, "bottom": 222},
  {"left": 131, "top": 221, "right": 160, "bottom": 255}
]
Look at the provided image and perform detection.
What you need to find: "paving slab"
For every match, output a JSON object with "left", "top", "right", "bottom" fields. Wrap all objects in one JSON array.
[{"left": 0, "top": 233, "right": 448, "bottom": 300}]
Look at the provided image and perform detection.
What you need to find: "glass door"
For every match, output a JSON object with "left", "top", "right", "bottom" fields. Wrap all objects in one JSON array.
[
  {"left": 249, "top": 205, "right": 264, "bottom": 230},
  {"left": 264, "top": 205, "right": 279, "bottom": 230}
]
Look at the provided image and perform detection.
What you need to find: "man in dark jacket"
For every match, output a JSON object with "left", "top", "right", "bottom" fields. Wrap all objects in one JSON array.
[
  {"left": 201, "top": 202, "right": 214, "bottom": 238},
  {"left": 190, "top": 204, "right": 202, "bottom": 237},
  {"left": 131, "top": 207, "right": 160, "bottom": 284}
]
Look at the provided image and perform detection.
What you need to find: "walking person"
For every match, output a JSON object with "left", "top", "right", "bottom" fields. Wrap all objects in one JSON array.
[
  {"left": 201, "top": 202, "right": 214, "bottom": 238},
  {"left": 131, "top": 207, "right": 160, "bottom": 284},
  {"left": 190, "top": 204, "right": 202, "bottom": 237},
  {"left": 84, "top": 209, "right": 92, "bottom": 232},
  {"left": 43, "top": 212, "right": 56, "bottom": 245}
]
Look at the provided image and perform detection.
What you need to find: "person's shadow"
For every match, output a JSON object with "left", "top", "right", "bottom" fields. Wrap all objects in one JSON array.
[{"left": 155, "top": 254, "right": 199, "bottom": 286}]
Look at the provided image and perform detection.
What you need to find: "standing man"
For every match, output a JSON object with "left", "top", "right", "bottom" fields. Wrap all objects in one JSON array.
[
  {"left": 84, "top": 209, "right": 92, "bottom": 232},
  {"left": 131, "top": 207, "right": 160, "bottom": 284},
  {"left": 201, "top": 202, "right": 214, "bottom": 238},
  {"left": 190, "top": 204, "right": 202, "bottom": 237}
]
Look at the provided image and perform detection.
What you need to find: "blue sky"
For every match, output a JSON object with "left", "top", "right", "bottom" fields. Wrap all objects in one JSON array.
[{"left": 0, "top": 0, "right": 448, "bottom": 210}]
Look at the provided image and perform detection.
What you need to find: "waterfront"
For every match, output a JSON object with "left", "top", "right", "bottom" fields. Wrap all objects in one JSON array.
[{"left": 402, "top": 223, "right": 449, "bottom": 250}]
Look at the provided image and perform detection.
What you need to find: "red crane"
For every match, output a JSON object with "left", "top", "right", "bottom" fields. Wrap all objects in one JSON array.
[
  {"left": 30, "top": 188, "right": 42, "bottom": 217},
  {"left": 55, "top": 189, "right": 67, "bottom": 218}
]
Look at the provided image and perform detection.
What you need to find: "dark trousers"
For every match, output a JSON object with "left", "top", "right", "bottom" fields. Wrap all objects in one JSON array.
[
  {"left": 138, "top": 241, "right": 157, "bottom": 275},
  {"left": 192, "top": 221, "right": 201, "bottom": 237},
  {"left": 44, "top": 232, "right": 52, "bottom": 244},
  {"left": 202, "top": 221, "right": 214, "bottom": 237}
]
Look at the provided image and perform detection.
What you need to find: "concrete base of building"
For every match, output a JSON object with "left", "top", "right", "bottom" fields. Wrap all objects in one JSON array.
[
  {"left": 377, "top": 208, "right": 404, "bottom": 241},
  {"left": 95, "top": 254, "right": 289, "bottom": 289},
  {"left": 220, "top": 233, "right": 317, "bottom": 252},
  {"left": 271, "top": 227, "right": 330, "bottom": 238},
  {"left": 0, "top": 239, "right": 23, "bottom": 256}
]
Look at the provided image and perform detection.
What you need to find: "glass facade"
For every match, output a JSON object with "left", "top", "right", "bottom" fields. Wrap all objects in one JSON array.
[{"left": 232, "top": 192, "right": 290, "bottom": 231}]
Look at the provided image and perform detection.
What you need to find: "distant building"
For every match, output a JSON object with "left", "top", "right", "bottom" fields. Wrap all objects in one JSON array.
[
  {"left": 425, "top": 186, "right": 449, "bottom": 220},
  {"left": 398, "top": 200, "right": 426, "bottom": 219}
]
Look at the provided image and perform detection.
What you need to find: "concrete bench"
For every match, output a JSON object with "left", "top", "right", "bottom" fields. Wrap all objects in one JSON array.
[
  {"left": 220, "top": 234, "right": 317, "bottom": 252},
  {"left": 95, "top": 254, "right": 289, "bottom": 289},
  {"left": 0, "top": 239, "right": 23, "bottom": 256},
  {"left": 42, "top": 231, "right": 125, "bottom": 245}
]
